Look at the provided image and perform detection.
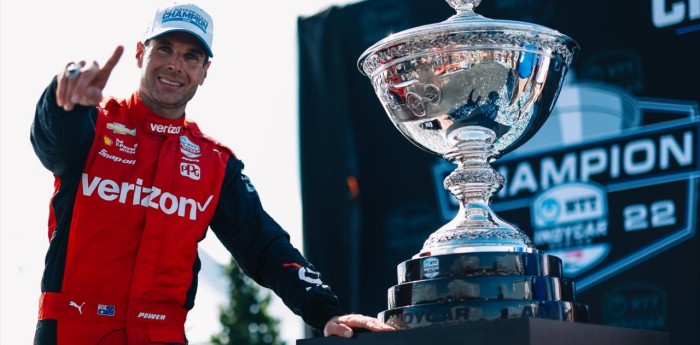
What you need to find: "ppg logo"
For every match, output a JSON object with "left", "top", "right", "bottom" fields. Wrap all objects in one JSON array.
[{"left": 180, "top": 163, "right": 201, "bottom": 180}]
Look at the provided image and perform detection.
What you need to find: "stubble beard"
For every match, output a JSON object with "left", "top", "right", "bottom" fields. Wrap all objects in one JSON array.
[{"left": 139, "top": 77, "right": 198, "bottom": 118}]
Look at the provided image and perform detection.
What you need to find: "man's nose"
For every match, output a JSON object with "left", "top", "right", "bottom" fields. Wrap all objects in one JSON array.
[{"left": 166, "top": 55, "right": 184, "bottom": 72}]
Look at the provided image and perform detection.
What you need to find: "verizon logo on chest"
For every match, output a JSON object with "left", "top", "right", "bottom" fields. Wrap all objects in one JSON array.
[
  {"left": 81, "top": 173, "right": 213, "bottom": 220},
  {"left": 149, "top": 123, "right": 182, "bottom": 134}
]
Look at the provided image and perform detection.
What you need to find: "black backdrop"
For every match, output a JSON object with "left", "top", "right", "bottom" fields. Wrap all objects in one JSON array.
[{"left": 298, "top": 0, "right": 699, "bottom": 342}]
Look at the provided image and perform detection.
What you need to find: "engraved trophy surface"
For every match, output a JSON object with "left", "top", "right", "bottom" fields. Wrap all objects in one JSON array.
[{"left": 358, "top": 0, "right": 588, "bottom": 329}]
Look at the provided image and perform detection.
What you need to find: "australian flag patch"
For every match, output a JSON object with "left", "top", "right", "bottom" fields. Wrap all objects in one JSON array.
[{"left": 97, "top": 304, "right": 115, "bottom": 316}]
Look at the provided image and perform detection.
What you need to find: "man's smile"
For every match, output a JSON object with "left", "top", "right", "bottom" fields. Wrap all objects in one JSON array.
[{"left": 158, "top": 77, "right": 183, "bottom": 87}]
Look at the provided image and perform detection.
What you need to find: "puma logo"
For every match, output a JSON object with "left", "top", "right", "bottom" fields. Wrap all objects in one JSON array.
[{"left": 69, "top": 301, "right": 85, "bottom": 315}]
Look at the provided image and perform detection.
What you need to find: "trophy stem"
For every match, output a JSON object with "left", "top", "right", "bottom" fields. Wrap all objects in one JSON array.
[
  {"left": 417, "top": 126, "right": 536, "bottom": 257},
  {"left": 445, "top": 0, "right": 489, "bottom": 21},
  {"left": 446, "top": 0, "right": 482, "bottom": 12}
]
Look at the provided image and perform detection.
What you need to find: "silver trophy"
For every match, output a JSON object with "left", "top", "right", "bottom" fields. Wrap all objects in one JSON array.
[{"left": 358, "top": 0, "right": 587, "bottom": 328}]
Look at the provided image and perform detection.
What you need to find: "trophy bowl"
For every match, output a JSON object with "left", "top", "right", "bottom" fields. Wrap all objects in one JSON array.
[{"left": 358, "top": 0, "right": 579, "bottom": 257}]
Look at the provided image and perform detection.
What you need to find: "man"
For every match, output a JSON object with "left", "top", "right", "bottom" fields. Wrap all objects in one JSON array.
[{"left": 30, "top": 2, "right": 393, "bottom": 344}]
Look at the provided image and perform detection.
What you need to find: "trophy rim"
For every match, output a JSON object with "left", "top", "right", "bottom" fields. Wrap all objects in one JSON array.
[
  {"left": 357, "top": 12, "right": 579, "bottom": 77},
  {"left": 361, "top": 43, "right": 571, "bottom": 79}
]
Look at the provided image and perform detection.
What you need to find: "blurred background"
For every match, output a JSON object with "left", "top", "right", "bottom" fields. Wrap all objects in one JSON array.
[{"left": 2, "top": 0, "right": 699, "bottom": 344}]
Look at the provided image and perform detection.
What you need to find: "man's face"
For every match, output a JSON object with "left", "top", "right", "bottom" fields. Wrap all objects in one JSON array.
[{"left": 136, "top": 32, "right": 210, "bottom": 118}]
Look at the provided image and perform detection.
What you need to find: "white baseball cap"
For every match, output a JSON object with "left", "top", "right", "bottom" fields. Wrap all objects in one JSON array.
[{"left": 144, "top": 2, "right": 214, "bottom": 57}]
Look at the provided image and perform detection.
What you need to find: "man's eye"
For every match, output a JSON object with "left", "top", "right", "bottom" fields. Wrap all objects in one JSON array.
[
  {"left": 185, "top": 53, "right": 200, "bottom": 62},
  {"left": 158, "top": 46, "right": 173, "bottom": 54}
]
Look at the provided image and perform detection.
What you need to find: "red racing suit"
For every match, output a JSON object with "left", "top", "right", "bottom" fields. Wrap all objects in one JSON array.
[{"left": 31, "top": 79, "right": 342, "bottom": 344}]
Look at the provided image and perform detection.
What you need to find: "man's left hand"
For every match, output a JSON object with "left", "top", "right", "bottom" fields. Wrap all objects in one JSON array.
[{"left": 323, "top": 314, "right": 395, "bottom": 338}]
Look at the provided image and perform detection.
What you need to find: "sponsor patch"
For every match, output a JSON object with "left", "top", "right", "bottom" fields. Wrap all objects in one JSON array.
[
  {"left": 137, "top": 312, "right": 166, "bottom": 320},
  {"left": 116, "top": 138, "right": 137, "bottom": 155},
  {"left": 150, "top": 123, "right": 181, "bottom": 135},
  {"left": 106, "top": 122, "right": 136, "bottom": 136},
  {"left": 283, "top": 263, "right": 328, "bottom": 291},
  {"left": 180, "top": 162, "right": 201, "bottom": 180},
  {"left": 81, "top": 173, "right": 213, "bottom": 221},
  {"left": 69, "top": 301, "right": 85, "bottom": 315},
  {"left": 98, "top": 149, "right": 135, "bottom": 165},
  {"left": 180, "top": 136, "right": 201, "bottom": 158},
  {"left": 97, "top": 304, "right": 115, "bottom": 316}
]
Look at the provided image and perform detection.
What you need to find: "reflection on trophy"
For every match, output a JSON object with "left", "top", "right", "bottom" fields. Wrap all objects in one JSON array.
[{"left": 358, "top": 0, "right": 588, "bottom": 329}]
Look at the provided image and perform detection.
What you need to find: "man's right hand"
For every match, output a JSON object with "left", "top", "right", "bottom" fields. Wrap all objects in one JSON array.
[
  {"left": 323, "top": 314, "right": 395, "bottom": 338},
  {"left": 56, "top": 45, "right": 124, "bottom": 111}
]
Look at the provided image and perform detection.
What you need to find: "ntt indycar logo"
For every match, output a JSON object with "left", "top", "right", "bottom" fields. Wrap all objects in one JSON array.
[
  {"left": 532, "top": 183, "right": 608, "bottom": 244},
  {"left": 81, "top": 173, "right": 213, "bottom": 221},
  {"left": 531, "top": 183, "right": 611, "bottom": 277},
  {"left": 180, "top": 136, "right": 201, "bottom": 159}
]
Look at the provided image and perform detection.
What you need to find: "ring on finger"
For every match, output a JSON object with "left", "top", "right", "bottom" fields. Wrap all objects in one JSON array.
[{"left": 65, "top": 63, "right": 81, "bottom": 78}]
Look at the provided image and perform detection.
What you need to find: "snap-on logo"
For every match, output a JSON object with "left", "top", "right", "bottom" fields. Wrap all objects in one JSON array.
[
  {"left": 149, "top": 123, "right": 182, "bottom": 134},
  {"left": 180, "top": 163, "right": 201, "bottom": 180},
  {"left": 98, "top": 149, "right": 136, "bottom": 165},
  {"left": 180, "top": 136, "right": 201, "bottom": 158},
  {"left": 81, "top": 173, "right": 213, "bottom": 221}
]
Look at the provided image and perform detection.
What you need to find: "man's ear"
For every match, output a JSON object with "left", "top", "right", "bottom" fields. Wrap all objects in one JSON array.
[
  {"left": 136, "top": 42, "right": 145, "bottom": 68},
  {"left": 199, "top": 61, "right": 211, "bottom": 86}
]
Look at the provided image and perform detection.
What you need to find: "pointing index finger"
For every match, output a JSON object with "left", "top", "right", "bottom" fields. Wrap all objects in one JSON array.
[{"left": 101, "top": 45, "right": 124, "bottom": 77}]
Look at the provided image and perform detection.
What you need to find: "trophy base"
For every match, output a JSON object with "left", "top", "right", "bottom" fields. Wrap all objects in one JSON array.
[
  {"left": 397, "top": 252, "right": 563, "bottom": 283},
  {"left": 381, "top": 252, "right": 587, "bottom": 329},
  {"left": 380, "top": 299, "right": 589, "bottom": 329},
  {"left": 389, "top": 275, "right": 576, "bottom": 306}
]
